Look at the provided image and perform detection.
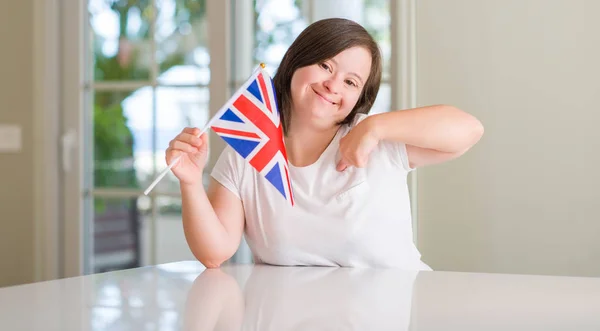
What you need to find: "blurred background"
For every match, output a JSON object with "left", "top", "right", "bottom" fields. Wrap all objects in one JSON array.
[{"left": 0, "top": 0, "right": 598, "bottom": 287}]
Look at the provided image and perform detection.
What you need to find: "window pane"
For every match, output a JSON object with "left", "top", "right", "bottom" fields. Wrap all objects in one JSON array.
[
  {"left": 93, "top": 196, "right": 148, "bottom": 273},
  {"left": 154, "top": 86, "right": 209, "bottom": 194},
  {"left": 89, "top": 0, "right": 153, "bottom": 81},
  {"left": 156, "top": 0, "right": 209, "bottom": 85},
  {"left": 94, "top": 91, "right": 151, "bottom": 190},
  {"left": 364, "top": 0, "right": 391, "bottom": 80},
  {"left": 254, "top": 0, "right": 308, "bottom": 75}
]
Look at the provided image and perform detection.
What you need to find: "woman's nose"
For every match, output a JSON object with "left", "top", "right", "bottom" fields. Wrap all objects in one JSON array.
[{"left": 323, "top": 77, "right": 341, "bottom": 94}]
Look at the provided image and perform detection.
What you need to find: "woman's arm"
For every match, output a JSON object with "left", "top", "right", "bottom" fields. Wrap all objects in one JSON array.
[
  {"left": 180, "top": 178, "right": 245, "bottom": 268},
  {"left": 368, "top": 104, "right": 484, "bottom": 168},
  {"left": 336, "top": 104, "right": 484, "bottom": 171}
]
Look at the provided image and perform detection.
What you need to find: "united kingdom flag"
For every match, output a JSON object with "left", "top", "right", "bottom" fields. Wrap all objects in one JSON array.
[{"left": 210, "top": 67, "right": 294, "bottom": 206}]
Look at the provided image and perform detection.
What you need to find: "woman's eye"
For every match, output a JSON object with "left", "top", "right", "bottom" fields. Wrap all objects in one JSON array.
[
  {"left": 320, "top": 63, "right": 331, "bottom": 72},
  {"left": 345, "top": 79, "right": 357, "bottom": 87}
]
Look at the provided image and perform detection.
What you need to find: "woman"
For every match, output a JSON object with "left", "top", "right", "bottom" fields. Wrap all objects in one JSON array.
[{"left": 166, "top": 18, "right": 484, "bottom": 269}]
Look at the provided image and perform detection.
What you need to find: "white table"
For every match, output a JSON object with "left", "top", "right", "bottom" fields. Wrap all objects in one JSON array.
[{"left": 1, "top": 261, "right": 599, "bottom": 330}]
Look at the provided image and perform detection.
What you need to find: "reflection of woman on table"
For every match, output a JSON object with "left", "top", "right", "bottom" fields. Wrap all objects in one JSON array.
[
  {"left": 184, "top": 266, "right": 418, "bottom": 330},
  {"left": 183, "top": 268, "right": 244, "bottom": 331}
]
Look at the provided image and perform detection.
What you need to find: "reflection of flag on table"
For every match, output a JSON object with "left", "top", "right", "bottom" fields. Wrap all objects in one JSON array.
[{"left": 210, "top": 67, "right": 294, "bottom": 206}]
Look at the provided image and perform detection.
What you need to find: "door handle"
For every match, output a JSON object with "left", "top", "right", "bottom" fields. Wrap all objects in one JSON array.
[{"left": 61, "top": 128, "right": 78, "bottom": 173}]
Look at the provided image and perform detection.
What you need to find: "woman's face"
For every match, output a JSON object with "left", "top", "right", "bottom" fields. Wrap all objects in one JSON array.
[{"left": 289, "top": 46, "right": 372, "bottom": 131}]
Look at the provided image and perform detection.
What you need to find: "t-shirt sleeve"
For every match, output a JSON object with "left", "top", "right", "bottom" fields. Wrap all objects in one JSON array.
[
  {"left": 210, "top": 145, "right": 243, "bottom": 199},
  {"left": 352, "top": 113, "right": 415, "bottom": 173},
  {"left": 381, "top": 140, "right": 415, "bottom": 173}
]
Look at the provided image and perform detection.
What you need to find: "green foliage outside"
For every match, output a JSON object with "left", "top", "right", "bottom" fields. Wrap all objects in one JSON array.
[{"left": 92, "top": 0, "right": 206, "bottom": 213}]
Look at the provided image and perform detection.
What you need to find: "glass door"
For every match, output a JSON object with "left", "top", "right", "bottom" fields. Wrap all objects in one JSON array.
[{"left": 82, "top": 0, "right": 210, "bottom": 273}]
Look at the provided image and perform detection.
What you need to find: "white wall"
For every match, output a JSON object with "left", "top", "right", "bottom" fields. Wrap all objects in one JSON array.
[
  {"left": 0, "top": 0, "right": 35, "bottom": 287},
  {"left": 416, "top": 0, "right": 600, "bottom": 277}
]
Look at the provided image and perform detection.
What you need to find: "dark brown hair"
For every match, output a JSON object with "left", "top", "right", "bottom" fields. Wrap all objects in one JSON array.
[{"left": 273, "top": 18, "right": 383, "bottom": 135}]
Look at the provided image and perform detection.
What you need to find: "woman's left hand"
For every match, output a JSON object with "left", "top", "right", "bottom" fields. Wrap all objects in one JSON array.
[{"left": 336, "top": 117, "right": 380, "bottom": 171}]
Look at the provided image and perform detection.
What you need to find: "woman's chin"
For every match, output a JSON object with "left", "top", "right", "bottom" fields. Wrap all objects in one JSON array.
[{"left": 292, "top": 105, "right": 348, "bottom": 129}]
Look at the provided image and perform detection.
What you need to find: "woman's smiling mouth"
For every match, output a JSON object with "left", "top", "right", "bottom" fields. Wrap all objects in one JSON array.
[{"left": 312, "top": 87, "right": 336, "bottom": 105}]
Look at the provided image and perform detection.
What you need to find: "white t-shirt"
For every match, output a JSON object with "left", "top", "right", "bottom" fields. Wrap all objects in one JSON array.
[{"left": 210, "top": 114, "right": 431, "bottom": 270}]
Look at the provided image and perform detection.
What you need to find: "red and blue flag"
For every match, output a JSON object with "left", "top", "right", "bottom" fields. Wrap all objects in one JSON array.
[{"left": 210, "top": 68, "right": 294, "bottom": 206}]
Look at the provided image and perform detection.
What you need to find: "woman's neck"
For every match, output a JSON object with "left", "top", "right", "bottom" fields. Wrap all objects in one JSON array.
[{"left": 285, "top": 121, "right": 340, "bottom": 167}]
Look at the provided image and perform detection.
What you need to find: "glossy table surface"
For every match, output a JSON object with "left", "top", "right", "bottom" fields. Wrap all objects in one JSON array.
[{"left": 1, "top": 261, "right": 599, "bottom": 330}]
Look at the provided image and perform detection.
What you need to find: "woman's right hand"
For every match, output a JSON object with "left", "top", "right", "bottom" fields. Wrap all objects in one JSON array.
[{"left": 165, "top": 127, "right": 209, "bottom": 186}]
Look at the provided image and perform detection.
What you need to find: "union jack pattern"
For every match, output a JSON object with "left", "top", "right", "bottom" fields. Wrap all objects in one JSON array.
[{"left": 211, "top": 68, "right": 294, "bottom": 206}]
